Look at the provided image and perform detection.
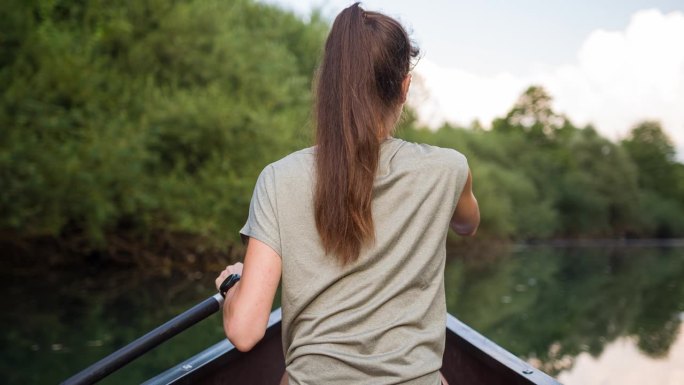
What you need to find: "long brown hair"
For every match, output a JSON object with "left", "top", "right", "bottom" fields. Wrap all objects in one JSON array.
[{"left": 314, "top": 3, "right": 419, "bottom": 264}]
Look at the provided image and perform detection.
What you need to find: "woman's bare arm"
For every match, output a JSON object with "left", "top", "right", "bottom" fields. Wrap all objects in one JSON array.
[
  {"left": 450, "top": 168, "right": 480, "bottom": 236},
  {"left": 215, "top": 238, "right": 281, "bottom": 351}
]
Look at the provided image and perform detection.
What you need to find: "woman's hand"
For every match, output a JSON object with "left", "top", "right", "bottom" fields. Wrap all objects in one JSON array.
[{"left": 215, "top": 262, "right": 244, "bottom": 292}]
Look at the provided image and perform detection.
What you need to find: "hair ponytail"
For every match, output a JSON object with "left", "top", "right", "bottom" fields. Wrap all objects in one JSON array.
[{"left": 314, "top": 3, "right": 419, "bottom": 264}]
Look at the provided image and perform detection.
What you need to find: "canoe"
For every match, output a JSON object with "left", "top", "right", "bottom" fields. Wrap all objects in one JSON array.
[{"left": 143, "top": 308, "right": 560, "bottom": 385}]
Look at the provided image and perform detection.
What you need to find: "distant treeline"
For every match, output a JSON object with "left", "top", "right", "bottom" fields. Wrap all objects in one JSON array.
[
  {"left": 398, "top": 87, "right": 684, "bottom": 241},
  {"left": 2, "top": 0, "right": 683, "bottom": 263}
]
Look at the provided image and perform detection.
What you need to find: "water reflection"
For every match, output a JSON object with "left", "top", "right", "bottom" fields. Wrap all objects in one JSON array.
[
  {"left": 445, "top": 245, "right": 684, "bottom": 381},
  {"left": 0, "top": 265, "right": 226, "bottom": 384},
  {"left": 1, "top": 246, "right": 683, "bottom": 384},
  {"left": 558, "top": 324, "right": 684, "bottom": 385}
]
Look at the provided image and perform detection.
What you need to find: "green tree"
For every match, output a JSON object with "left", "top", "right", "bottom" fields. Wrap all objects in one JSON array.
[
  {"left": 622, "top": 121, "right": 678, "bottom": 196},
  {"left": 493, "top": 85, "right": 568, "bottom": 142},
  {"left": 622, "top": 121, "right": 684, "bottom": 236}
]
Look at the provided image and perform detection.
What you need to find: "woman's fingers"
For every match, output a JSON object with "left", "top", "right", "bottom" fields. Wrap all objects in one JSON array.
[
  {"left": 225, "top": 262, "right": 244, "bottom": 276},
  {"left": 215, "top": 270, "right": 229, "bottom": 290},
  {"left": 215, "top": 263, "right": 244, "bottom": 290}
]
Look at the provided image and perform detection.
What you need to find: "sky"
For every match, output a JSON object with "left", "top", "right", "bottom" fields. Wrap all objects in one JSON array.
[{"left": 261, "top": 0, "right": 684, "bottom": 160}]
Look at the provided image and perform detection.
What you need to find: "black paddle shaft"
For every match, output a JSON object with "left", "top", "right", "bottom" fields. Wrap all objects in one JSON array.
[{"left": 62, "top": 294, "right": 223, "bottom": 385}]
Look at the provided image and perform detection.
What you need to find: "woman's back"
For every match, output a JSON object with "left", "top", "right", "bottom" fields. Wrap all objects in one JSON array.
[
  {"left": 216, "top": 4, "right": 479, "bottom": 385},
  {"left": 240, "top": 138, "right": 469, "bottom": 384}
]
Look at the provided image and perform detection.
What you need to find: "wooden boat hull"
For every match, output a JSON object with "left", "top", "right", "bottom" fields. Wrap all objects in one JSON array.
[{"left": 144, "top": 308, "right": 560, "bottom": 385}]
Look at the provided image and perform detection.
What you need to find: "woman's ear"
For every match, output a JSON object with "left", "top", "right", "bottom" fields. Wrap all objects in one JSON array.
[{"left": 401, "top": 74, "right": 412, "bottom": 103}]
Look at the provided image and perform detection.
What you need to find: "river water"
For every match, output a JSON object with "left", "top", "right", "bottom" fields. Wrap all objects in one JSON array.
[{"left": 2, "top": 244, "right": 683, "bottom": 384}]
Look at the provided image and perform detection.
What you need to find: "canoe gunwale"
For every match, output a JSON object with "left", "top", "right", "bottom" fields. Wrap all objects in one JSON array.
[
  {"left": 142, "top": 309, "right": 283, "bottom": 385},
  {"left": 445, "top": 313, "right": 561, "bottom": 385},
  {"left": 144, "top": 308, "right": 561, "bottom": 385}
]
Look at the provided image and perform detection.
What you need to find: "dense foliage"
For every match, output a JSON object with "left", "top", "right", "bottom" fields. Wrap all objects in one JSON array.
[
  {"left": 1, "top": 0, "right": 326, "bottom": 257},
  {"left": 2, "top": 0, "right": 683, "bottom": 263}
]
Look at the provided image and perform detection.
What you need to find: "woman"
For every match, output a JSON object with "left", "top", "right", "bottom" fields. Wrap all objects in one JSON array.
[{"left": 214, "top": 3, "right": 479, "bottom": 384}]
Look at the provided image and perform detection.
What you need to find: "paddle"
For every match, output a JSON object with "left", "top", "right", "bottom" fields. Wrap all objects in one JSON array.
[{"left": 62, "top": 274, "right": 241, "bottom": 385}]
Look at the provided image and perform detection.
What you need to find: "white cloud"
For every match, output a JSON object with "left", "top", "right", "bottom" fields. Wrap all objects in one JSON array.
[
  {"left": 409, "top": 60, "right": 529, "bottom": 128},
  {"left": 410, "top": 9, "right": 684, "bottom": 159}
]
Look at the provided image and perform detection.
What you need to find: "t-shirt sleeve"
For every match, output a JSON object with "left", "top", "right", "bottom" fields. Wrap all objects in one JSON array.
[{"left": 239, "top": 165, "right": 282, "bottom": 257}]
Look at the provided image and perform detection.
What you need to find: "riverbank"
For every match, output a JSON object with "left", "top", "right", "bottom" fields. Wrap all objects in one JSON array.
[
  {"left": 517, "top": 238, "right": 684, "bottom": 248},
  {"left": 4, "top": 229, "right": 684, "bottom": 273},
  {"left": 0, "top": 230, "right": 243, "bottom": 273}
]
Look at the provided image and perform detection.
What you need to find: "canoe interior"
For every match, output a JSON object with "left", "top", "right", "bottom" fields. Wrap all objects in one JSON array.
[{"left": 144, "top": 309, "right": 560, "bottom": 385}]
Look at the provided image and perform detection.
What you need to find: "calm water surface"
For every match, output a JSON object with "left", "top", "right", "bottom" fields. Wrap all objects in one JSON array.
[{"left": 2, "top": 245, "right": 683, "bottom": 384}]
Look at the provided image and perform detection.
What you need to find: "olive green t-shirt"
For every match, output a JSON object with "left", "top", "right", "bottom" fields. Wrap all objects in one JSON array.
[{"left": 240, "top": 138, "right": 469, "bottom": 385}]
